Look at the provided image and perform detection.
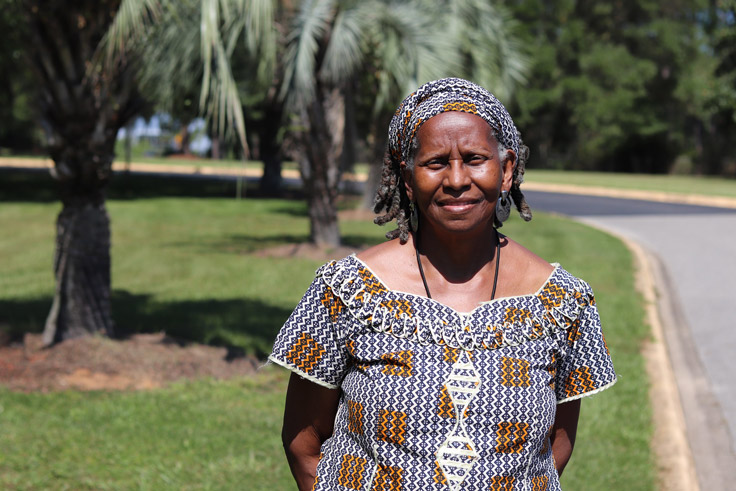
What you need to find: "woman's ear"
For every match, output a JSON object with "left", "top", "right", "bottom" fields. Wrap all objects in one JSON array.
[
  {"left": 501, "top": 150, "right": 516, "bottom": 192},
  {"left": 400, "top": 161, "right": 414, "bottom": 202}
]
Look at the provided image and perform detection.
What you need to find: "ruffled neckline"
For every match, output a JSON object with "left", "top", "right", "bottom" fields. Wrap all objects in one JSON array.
[
  {"left": 353, "top": 255, "right": 561, "bottom": 315},
  {"left": 316, "top": 254, "right": 594, "bottom": 351}
]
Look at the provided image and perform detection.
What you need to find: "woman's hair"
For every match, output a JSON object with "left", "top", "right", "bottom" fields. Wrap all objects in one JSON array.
[{"left": 373, "top": 77, "right": 533, "bottom": 242}]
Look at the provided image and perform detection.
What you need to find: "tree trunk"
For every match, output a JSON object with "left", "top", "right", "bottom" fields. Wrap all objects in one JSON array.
[
  {"left": 361, "top": 111, "right": 393, "bottom": 209},
  {"left": 302, "top": 154, "right": 341, "bottom": 247},
  {"left": 299, "top": 85, "right": 344, "bottom": 247},
  {"left": 259, "top": 102, "right": 284, "bottom": 196},
  {"left": 44, "top": 198, "right": 114, "bottom": 344},
  {"left": 211, "top": 133, "right": 222, "bottom": 160},
  {"left": 23, "top": 0, "right": 142, "bottom": 346}
]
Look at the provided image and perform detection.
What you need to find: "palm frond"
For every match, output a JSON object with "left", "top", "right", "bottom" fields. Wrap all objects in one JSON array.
[
  {"left": 279, "top": 0, "right": 336, "bottom": 109},
  {"left": 320, "top": 7, "right": 364, "bottom": 86},
  {"left": 136, "top": 1, "right": 201, "bottom": 110},
  {"left": 104, "top": 0, "right": 276, "bottom": 155},
  {"left": 433, "top": 0, "right": 529, "bottom": 101},
  {"left": 101, "top": 0, "right": 163, "bottom": 65},
  {"left": 364, "top": 1, "right": 460, "bottom": 113},
  {"left": 198, "top": 0, "right": 276, "bottom": 154}
]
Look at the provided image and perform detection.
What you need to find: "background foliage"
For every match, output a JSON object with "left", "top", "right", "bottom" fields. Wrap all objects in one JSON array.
[{"left": 4, "top": 1, "right": 736, "bottom": 177}]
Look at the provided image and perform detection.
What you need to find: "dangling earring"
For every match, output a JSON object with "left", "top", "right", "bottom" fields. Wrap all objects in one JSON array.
[
  {"left": 410, "top": 202, "right": 419, "bottom": 232},
  {"left": 495, "top": 190, "right": 511, "bottom": 225}
]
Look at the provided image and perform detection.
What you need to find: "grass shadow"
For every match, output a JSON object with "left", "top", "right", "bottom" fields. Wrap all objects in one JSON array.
[
  {"left": 0, "top": 292, "right": 291, "bottom": 358},
  {"left": 0, "top": 169, "right": 309, "bottom": 202},
  {"left": 201, "top": 234, "right": 310, "bottom": 254},
  {"left": 0, "top": 297, "right": 50, "bottom": 338},
  {"left": 0, "top": 169, "right": 59, "bottom": 202}
]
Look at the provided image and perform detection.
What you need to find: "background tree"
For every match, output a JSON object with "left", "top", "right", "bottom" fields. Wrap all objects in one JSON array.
[
  {"left": 280, "top": 0, "right": 529, "bottom": 246},
  {"left": 17, "top": 0, "right": 272, "bottom": 346},
  {"left": 676, "top": 0, "right": 736, "bottom": 175},
  {"left": 0, "top": 0, "right": 37, "bottom": 153},
  {"left": 509, "top": 0, "right": 707, "bottom": 173},
  {"left": 21, "top": 0, "right": 146, "bottom": 345}
]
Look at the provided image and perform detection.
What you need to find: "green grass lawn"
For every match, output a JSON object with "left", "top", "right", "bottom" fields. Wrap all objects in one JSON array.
[{"left": 0, "top": 170, "right": 654, "bottom": 490}]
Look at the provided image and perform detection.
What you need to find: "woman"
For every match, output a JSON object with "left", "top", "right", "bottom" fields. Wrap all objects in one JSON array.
[{"left": 269, "top": 78, "right": 616, "bottom": 490}]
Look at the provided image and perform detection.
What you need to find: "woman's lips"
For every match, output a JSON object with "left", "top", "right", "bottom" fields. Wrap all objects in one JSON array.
[{"left": 438, "top": 199, "right": 481, "bottom": 212}]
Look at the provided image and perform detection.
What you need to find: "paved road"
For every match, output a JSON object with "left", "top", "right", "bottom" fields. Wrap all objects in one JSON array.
[{"left": 527, "top": 190, "right": 736, "bottom": 490}]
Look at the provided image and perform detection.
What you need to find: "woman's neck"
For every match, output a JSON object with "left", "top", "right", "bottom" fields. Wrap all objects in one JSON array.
[{"left": 413, "top": 224, "right": 498, "bottom": 284}]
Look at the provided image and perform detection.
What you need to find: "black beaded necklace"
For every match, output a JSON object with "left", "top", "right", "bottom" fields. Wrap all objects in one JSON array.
[{"left": 414, "top": 229, "right": 501, "bottom": 301}]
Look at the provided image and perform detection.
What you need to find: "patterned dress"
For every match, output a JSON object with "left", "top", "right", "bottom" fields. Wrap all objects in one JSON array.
[{"left": 269, "top": 255, "right": 616, "bottom": 491}]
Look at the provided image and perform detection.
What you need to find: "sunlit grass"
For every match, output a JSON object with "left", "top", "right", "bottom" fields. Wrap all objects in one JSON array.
[{"left": 0, "top": 368, "right": 294, "bottom": 490}]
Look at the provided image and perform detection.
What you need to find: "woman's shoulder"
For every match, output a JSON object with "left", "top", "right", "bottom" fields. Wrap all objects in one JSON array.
[
  {"left": 356, "top": 238, "right": 405, "bottom": 266},
  {"left": 499, "top": 236, "right": 556, "bottom": 297},
  {"left": 501, "top": 238, "right": 594, "bottom": 297},
  {"left": 356, "top": 238, "right": 420, "bottom": 294},
  {"left": 315, "top": 240, "right": 411, "bottom": 288}
]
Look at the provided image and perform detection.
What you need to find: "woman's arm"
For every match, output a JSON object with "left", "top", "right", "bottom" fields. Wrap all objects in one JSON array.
[
  {"left": 551, "top": 399, "right": 581, "bottom": 477},
  {"left": 281, "top": 372, "right": 341, "bottom": 491}
]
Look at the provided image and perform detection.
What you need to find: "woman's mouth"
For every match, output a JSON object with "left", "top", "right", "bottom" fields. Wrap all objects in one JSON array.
[{"left": 438, "top": 199, "right": 480, "bottom": 212}]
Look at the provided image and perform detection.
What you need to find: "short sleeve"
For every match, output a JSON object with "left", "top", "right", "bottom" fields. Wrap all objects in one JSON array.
[
  {"left": 268, "top": 275, "right": 352, "bottom": 389},
  {"left": 554, "top": 283, "right": 616, "bottom": 403}
]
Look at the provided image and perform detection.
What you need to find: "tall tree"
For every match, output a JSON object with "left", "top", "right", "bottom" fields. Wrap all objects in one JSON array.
[
  {"left": 280, "top": 0, "right": 528, "bottom": 246},
  {"left": 21, "top": 0, "right": 145, "bottom": 345},
  {"left": 509, "top": 0, "right": 708, "bottom": 173},
  {"left": 676, "top": 0, "right": 736, "bottom": 174},
  {"left": 18, "top": 0, "right": 272, "bottom": 345}
]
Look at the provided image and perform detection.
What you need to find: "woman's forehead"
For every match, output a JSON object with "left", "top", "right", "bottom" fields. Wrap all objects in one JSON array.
[
  {"left": 415, "top": 111, "right": 497, "bottom": 147},
  {"left": 388, "top": 77, "right": 519, "bottom": 166}
]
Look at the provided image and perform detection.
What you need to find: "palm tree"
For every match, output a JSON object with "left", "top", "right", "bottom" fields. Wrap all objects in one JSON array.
[
  {"left": 21, "top": 0, "right": 525, "bottom": 344},
  {"left": 19, "top": 0, "right": 272, "bottom": 345},
  {"left": 123, "top": 0, "right": 528, "bottom": 248},
  {"left": 279, "top": 0, "right": 528, "bottom": 246},
  {"left": 20, "top": 0, "right": 145, "bottom": 345}
]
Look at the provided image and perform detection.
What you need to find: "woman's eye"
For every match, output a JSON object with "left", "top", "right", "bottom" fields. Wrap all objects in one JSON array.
[
  {"left": 424, "top": 160, "right": 445, "bottom": 169},
  {"left": 467, "top": 155, "right": 486, "bottom": 164}
]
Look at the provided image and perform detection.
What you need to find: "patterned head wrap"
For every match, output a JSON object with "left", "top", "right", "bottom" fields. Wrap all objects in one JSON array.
[
  {"left": 388, "top": 77, "right": 521, "bottom": 167},
  {"left": 374, "top": 77, "right": 532, "bottom": 242}
]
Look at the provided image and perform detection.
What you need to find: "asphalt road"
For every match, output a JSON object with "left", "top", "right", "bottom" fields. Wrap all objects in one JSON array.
[{"left": 526, "top": 190, "right": 736, "bottom": 489}]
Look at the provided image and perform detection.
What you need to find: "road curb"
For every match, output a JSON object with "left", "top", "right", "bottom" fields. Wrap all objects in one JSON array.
[
  {"left": 523, "top": 182, "right": 736, "bottom": 210},
  {"left": 0, "top": 158, "right": 364, "bottom": 183},
  {"left": 577, "top": 220, "right": 700, "bottom": 491}
]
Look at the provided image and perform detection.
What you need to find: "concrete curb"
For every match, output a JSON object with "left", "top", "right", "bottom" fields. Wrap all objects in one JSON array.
[
  {"left": 579, "top": 220, "right": 700, "bottom": 491},
  {"left": 0, "top": 158, "right": 364, "bottom": 183},
  {"left": 523, "top": 182, "right": 736, "bottom": 210}
]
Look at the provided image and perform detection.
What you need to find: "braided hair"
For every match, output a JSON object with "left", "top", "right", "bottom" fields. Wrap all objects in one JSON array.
[{"left": 373, "top": 77, "right": 533, "bottom": 242}]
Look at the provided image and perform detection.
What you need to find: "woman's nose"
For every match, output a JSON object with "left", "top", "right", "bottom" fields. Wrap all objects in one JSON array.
[{"left": 444, "top": 160, "right": 471, "bottom": 190}]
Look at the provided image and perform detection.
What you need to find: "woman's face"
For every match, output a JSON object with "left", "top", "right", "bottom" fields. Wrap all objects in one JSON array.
[{"left": 401, "top": 111, "right": 515, "bottom": 238}]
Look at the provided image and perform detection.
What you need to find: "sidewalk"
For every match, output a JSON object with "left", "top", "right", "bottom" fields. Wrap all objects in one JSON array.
[{"left": 0, "top": 157, "right": 363, "bottom": 184}]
